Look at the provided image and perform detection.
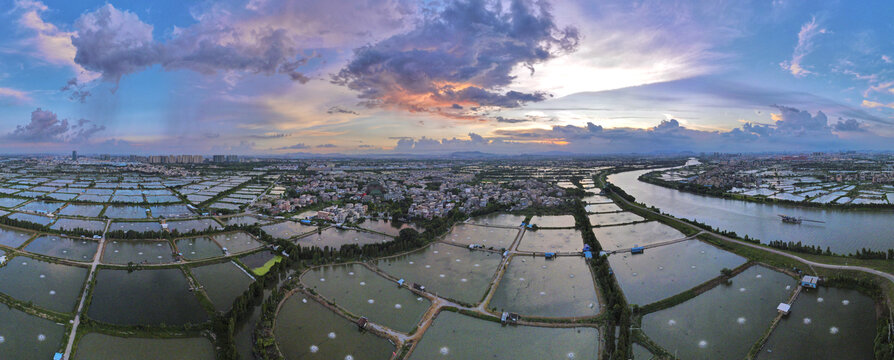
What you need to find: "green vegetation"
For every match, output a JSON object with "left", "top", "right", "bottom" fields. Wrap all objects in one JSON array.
[{"left": 251, "top": 256, "right": 282, "bottom": 276}]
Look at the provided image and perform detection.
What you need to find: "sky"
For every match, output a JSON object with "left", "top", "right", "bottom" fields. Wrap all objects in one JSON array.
[{"left": 0, "top": 0, "right": 892, "bottom": 155}]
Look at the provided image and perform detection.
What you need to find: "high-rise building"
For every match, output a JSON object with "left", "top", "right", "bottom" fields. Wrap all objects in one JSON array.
[
  {"left": 226, "top": 155, "right": 239, "bottom": 163},
  {"left": 72, "top": 151, "right": 78, "bottom": 161},
  {"left": 213, "top": 155, "right": 225, "bottom": 163}
]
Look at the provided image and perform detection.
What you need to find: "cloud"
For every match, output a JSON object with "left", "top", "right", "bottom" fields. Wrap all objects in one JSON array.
[
  {"left": 248, "top": 132, "right": 290, "bottom": 139},
  {"left": 60, "top": 78, "right": 90, "bottom": 103},
  {"left": 11, "top": 0, "right": 101, "bottom": 83},
  {"left": 326, "top": 106, "right": 358, "bottom": 115},
  {"left": 862, "top": 100, "right": 894, "bottom": 109},
  {"left": 333, "top": 0, "right": 579, "bottom": 117},
  {"left": 276, "top": 143, "right": 309, "bottom": 150},
  {"left": 832, "top": 118, "right": 865, "bottom": 132},
  {"left": 0, "top": 87, "right": 31, "bottom": 104},
  {"left": 316, "top": 143, "right": 337, "bottom": 148},
  {"left": 883, "top": 55, "right": 893, "bottom": 64},
  {"left": 70, "top": 1, "right": 417, "bottom": 87},
  {"left": 495, "top": 116, "right": 530, "bottom": 123},
  {"left": 780, "top": 16, "right": 827, "bottom": 77},
  {"left": 390, "top": 106, "right": 888, "bottom": 154},
  {"left": 7, "top": 108, "right": 105, "bottom": 143}
]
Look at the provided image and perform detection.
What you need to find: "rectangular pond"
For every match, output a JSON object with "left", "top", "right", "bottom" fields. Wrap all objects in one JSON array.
[
  {"left": 167, "top": 219, "right": 222, "bottom": 234},
  {"left": 24, "top": 235, "right": 99, "bottom": 261},
  {"left": 149, "top": 205, "right": 194, "bottom": 218},
  {"left": 296, "top": 228, "right": 392, "bottom": 250},
  {"left": 758, "top": 286, "right": 877, "bottom": 360},
  {"left": 593, "top": 221, "right": 686, "bottom": 250},
  {"left": 443, "top": 224, "right": 518, "bottom": 249},
  {"left": 517, "top": 229, "right": 584, "bottom": 253},
  {"left": 50, "top": 218, "right": 106, "bottom": 233},
  {"left": 468, "top": 213, "right": 527, "bottom": 227},
  {"left": 0, "top": 255, "right": 88, "bottom": 313},
  {"left": 102, "top": 240, "right": 174, "bottom": 264},
  {"left": 0, "top": 306, "right": 66, "bottom": 359},
  {"left": 0, "top": 226, "right": 33, "bottom": 248},
  {"left": 103, "top": 205, "right": 149, "bottom": 219},
  {"left": 108, "top": 221, "right": 162, "bottom": 234},
  {"left": 58, "top": 204, "right": 104, "bottom": 217},
  {"left": 409, "top": 311, "right": 599, "bottom": 359},
  {"left": 302, "top": 263, "right": 432, "bottom": 333},
  {"left": 588, "top": 212, "right": 644, "bottom": 226},
  {"left": 641, "top": 266, "right": 794, "bottom": 360},
  {"left": 356, "top": 219, "right": 419, "bottom": 237},
  {"left": 490, "top": 256, "right": 599, "bottom": 318},
  {"left": 608, "top": 240, "right": 748, "bottom": 305},
  {"left": 529, "top": 215, "right": 577, "bottom": 228},
  {"left": 175, "top": 237, "right": 223, "bottom": 260},
  {"left": 74, "top": 333, "right": 215, "bottom": 360},
  {"left": 261, "top": 221, "right": 310, "bottom": 239},
  {"left": 585, "top": 203, "right": 622, "bottom": 213},
  {"left": 211, "top": 232, "right": 264, "bottom": 253},
  {"left": 88, "top": 268, "right": 209, "bottom": 326},
  {"left": 190, "top": 261, "right": 254, "bottom": 312},
  {"left": 374, "top": 242, "right": 502, "bottom": 304},
  {"left": 274, "top": 293, "right": 395, "bottom": 360},
  {"left": 18, "top": 200, "right": 64, "bottom": 214}
]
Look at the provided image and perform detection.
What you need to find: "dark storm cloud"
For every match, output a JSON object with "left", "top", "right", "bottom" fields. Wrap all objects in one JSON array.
[{"left": 333, "top": 0, "right": 579, "bottom": 113}]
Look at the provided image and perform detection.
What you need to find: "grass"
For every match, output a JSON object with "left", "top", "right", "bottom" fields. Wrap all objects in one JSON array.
[{"left": 252, "top": 255, "right": 283, "bottom": 276}]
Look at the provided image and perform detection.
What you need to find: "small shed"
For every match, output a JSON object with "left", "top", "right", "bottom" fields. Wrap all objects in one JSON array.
[
  {"left": 631, "top": 246, "right": 645, "bottom": 255},
  {"left": 583, "top": 251, "right": 593, "bottom": 259},
  {"left": 397, "top": 279, "right": 405, "bottom": 287},
  {"left": 544, "top": 252, "right": 556, "bottom": 259},
  {"left": 583, "top": 244, "right": 591, "bottom": 252},
  {"left": 412, "top": 283, "right": 425, "bottom": 291},
  {"left": 777, "top": 303, "right": 791, "bottom": 315},
  {"left": 800, "top": 275, "right": 819, "bottom": 289}
]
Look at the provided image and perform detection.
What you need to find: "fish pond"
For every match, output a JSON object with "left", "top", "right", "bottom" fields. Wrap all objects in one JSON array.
[
  {"left": 302, "top": 263, "right": 432, "bottom": 333},
  {"left": 0, "top": 255, "right": 88, "bottom": 313},
  {"left": 88, "top": 268, "right": 209, "bottom": 326},
  {"left": 24, "top": 235, "right": 99, "bottom": 261},
  {"left": 74, "top": 333, "right": 215, "bottom": 360},
  {"left": 490, "top": 255, "right": 599, "bottom": 317}
]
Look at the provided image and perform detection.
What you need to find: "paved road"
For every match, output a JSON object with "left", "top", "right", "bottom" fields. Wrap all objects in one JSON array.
[{"left": 63, "top": 219, "right": 111, "bottom": 360}]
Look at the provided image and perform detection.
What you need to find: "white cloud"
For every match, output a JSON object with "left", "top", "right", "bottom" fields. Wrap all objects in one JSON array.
[
  {"left": 780, "top": 16, "right": 827, "bottom": 77},
  {"left": 12, "top": 0, "right": 100, "bottom": 83}
]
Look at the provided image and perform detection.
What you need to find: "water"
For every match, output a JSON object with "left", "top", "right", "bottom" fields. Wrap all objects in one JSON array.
[
  {"left": 518, "top": 229, "right": 584, "bottom": 253},
  {"left": 296, "top": 228, "right": 392, "bottom": 250},
  {"left": 375, "top": 242, "right": 502, "bottom": 304},
  {"left": 25, "top": 235, "right": 99, "bottom": 261},
  {"left": 641, "top": 266, "right": 793, "bottom": 359},
  {"left": 0, "top": 306, "right": 66, "bottom": 359},
  {"left": 490, "top": 256, "right": 599, "bottom": 317},
  {"left": 759, "top": 287, "right": 876, "bottom": 359},
  {"left": 443, "top": 224, "right": 518, "bottom": 249},
  {"left": 261, "top": 221, "right": 308, "bottom": 239},
  {"left": 583, "top": 194, "right": 614, "bottom": 204},
  {"left": 74, "top": 333, "right": 215, "bottom": 360},
  {"left": 9, "top": 213, "right": 55, "bottom": 226},
  {"left": 50, "top": 218, "right": 106, "bottom": 233},
  {"left": 588, "top": 212, "right": 644, "bottom": 226},
  {"left": 632, "top": 343, "right": 654, "bottom": 359},
  {"left": 103, "top": 205, "right": 149, "bottom": 219},
  {"left": 608, "top": 240, "right": 747, "bottom": 305},
  {"left": 302, "top": 263, "right": 432, "bottom": 332},
  {"left": 223, "top": 215, "right": 264, "bottom": 226},
  {"left": 593, "top": 221, "right": 685, "bottom": 250},
  {"left": 0, "top": 255, "right": 88, "bottom": 313},
  {"left": 108, "top": 221, "right": 162, "bottom": 233},
  {"left": 275, "top": 293, "right": 395, "bottom": 360},
  {"left": 0, "top": 197, "right": 26, "bottom": 208},
  {"left": 530, "top": 215, "right": 576, "bottom": 228},
  {"left": 88, "top": 268, "right": 209, "bottom": 325},
  {"left": 609, "top": 169, "right": 894, "bottom": 252},
  {"left": 167, "top": 219, "right": 222, "bottom": 233},
  {"left": 357, "top": 219, "right": 420, "bottom": 237},
  {"left": 102, "top": 240, "right": 174, "bottom": 264},
  {"left": 586, "top": 203, "right": 622, "bottom": 213},
  {"left": 18, "top": 200, "right": 64, "bottom": 214},
  {"left": 468, "top": 213, "right": 527, "bottom": 227},
  {"left": 149, "top": 205, "right": 194, "bottom": 218},
  {"left": 175, "top": 237, "right": 223, "bottom": 260},
  {"left": 409, "top": 311, "right": 599, "bottom": 359},
  {"left": 212, "top": 232, "right": 264, "bottom": 253},
  {"left": 0, "top": 226, "right": 33, "bottom": 248},
  {"left": 190, "top": 261, "right": 255, "bottom": 312},
  {"left": 58, "top": 204, "right": 104, "bottom": 217}
]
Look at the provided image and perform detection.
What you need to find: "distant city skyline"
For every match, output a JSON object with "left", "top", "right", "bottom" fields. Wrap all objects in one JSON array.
[{"left": 1, "top": 0, "right": 893, "bottom": 155}]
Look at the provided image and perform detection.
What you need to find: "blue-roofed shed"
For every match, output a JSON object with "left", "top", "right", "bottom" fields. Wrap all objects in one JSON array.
[
  {"left": 631, "top": 246, "right": 644, "bottom": 254},
  {"left": 583, "top": 251, "right": 592, "bottom": 259}
]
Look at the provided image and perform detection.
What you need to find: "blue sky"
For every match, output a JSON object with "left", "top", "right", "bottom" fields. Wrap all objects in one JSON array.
[{"left": 0, "top": 0, "right": 892, "bottom": 155}]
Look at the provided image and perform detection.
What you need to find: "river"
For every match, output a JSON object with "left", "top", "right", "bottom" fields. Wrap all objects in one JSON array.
[{"left": 608, "top": 163, "right": 894, "bottom": 253}]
